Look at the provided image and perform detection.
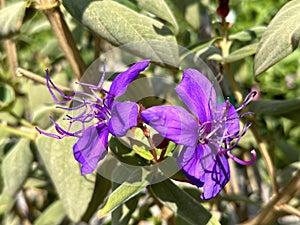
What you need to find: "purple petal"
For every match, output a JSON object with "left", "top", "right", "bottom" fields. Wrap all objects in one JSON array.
[
  {"left": 73, "top": 124, "right": 109, "bottom": 175},
  {"left": 177, "top": 145, "right": 205, "bottom": 187},
  {"left": 141, "top": 106, "right": 199, "bottom": 146},
  {"left": 108, "top": 60, "right": 150, "bottom": 102},
  {"left": 108, "top": 101, "right": 138, "bottom": 137},
  {"left": 175, "top": 69, "right": 216, "bottom": 123},
  {"left": 201, "top": 153, "right": 230, "bottom": 200},
  {"left": 177, "top": 143, "right": 218, "bottom": 187},
  {"left": 225, "top": 103, "right": 240, "bottom": 135}
]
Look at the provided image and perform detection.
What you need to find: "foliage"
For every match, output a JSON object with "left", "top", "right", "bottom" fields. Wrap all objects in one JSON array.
[{"left": 0, "top": 0, "right": 300, "bottom": 225}]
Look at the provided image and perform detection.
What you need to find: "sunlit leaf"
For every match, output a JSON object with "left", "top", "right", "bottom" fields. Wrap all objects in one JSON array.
[
  {"left": 34, "top": 201, "right": 66, "bottom": 225},
  {"left": 98, "top": 167, "right": 149, "bottom": 219},
  {"left": 229, "top": 26, "right": 266, "bottom": 42},
  {"left": 1, "top": 138, "right": 33, "bottom": 197},
  {"left": 111, "top": 190, "right": 140, "bottom": 225},
  {"left": 223, "top": 43, "right": 258, "bottom": 63},
  {"left": 82, "top": 173, "right": 111, "bottom": 222},
  {"left": 62, "top": 0, "right": 178, "bottom": 65},
  {"left": 0, "top": 194, "right": 15, "bottom": 214},
  {"left": 109, "top": 136, "right": 150, "bottom": 166},
  {"left": 132, "top": 144, "right": 154, "bottom": 160},
  {"left": 138, "top": 0, "right": 179, "bottom": 34},
  {"left": 36, "top": 123, "right": 95, "bottom": 222},
  {"left": 254, "top": 0, "right": 300, "bottom": 75},
  {"left": 150, "top": 179, "right": 220, "bottom": 225},
  {"left": 0, "top": 1, "right": 31, "bottom": 38}
]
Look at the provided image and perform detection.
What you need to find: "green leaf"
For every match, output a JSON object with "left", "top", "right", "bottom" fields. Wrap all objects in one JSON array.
[
  {"left": 223, "top": 43, "right": 258, "bottom": 63},
  {"left": 82, "top": 174, "right": 112, "bottom": 222},
  {"left": 0, "top": 83, "right": 15, "bottom": 110},
  {"left": 98, "top": 167, "right": 149, "bottom": 219},
  {"left": 0, "top": 194, "right": 15, "bottom": 214},
  {"left": 275, "top": 140, "right": 300, "bottom": 165},
  {"left": 150, "top": 179, "right": 220, "bottom": 225},
  {"left": 277, "top": 162, "right": 300, "bottom": 187},
  {"left": 132, "top": 144, "right": 154, "bottom": 160},
  {"left": 254, "top": 0, "right": 300, "bottom": 75},
  {"left": 229, "top": 26, "right": 266, "bottom": 42},
  {"left": 249, "top": 99, "right": 300, "bottom": 116},
  {"left": 62, "top": 0, "right": 178, "bottom": 65},
  {"left": 0, "top": 2, "right": 27, "bottom": 38},
  {"left": 138, "top": 0, "right": 179, "bottom": 34},
  {"left": 109, "top": 136, "right": 150, "bottom": 166},
  {"left": 36, "top": 123, "right": 95, "bottom": 222},
  {"left": 111, "top": 193, "right": 140, "bottom": 225},
  {"left": 180, "top": 38, "right": 222, "bottom": 61},
  {"left": 1, "top": 138, "right": 33, "bottom": 197},
  {"left": 34, "top": 201, "right": 66, "bottom": 225}
]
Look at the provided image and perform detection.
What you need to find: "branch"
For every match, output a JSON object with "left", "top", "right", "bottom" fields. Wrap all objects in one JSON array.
[
  {"left": 35, "top": 0, "right": 87, "bottom": 80},
  {"left": 250, "top": 126, "right": 278, "bottom": 194},
  {"left": 240, "top": 170, "right": 300, "bottom": 225},
  {"left": 16, "top": 67, "right": 72, "bottom": 94}
]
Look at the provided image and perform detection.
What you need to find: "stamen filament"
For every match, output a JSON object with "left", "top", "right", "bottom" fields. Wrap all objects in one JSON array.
[{"left": 227, "top": 149, "right": 256, "bottom": 165}]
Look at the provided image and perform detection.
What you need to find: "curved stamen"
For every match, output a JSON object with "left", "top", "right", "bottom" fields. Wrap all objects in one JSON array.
[
  {"left": 46, "top": 69, "right": 75, "bottom": 104},
  {"left": 36, "top": 127, "right": 65, "bottom": 139},
  {"left": 74, "top": 90, "right": 98, "bottom": 100},
  {"left": 75, "top": 81, "right": 101, "bottom": 90},
  {"left": 235, "top": 91, "right": 257, "bottom": 112},
  {"left": 57, "top": 103, "right": 85, "bottom": 111},
  {"left": 227, "top": 149, "right": 256, "bottom": 165}
]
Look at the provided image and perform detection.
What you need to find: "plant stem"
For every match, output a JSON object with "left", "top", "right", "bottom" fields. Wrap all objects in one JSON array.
[
  {"left": 36, "top": 0, "right": 86, "bottom": 80},
  {"left": 9, "top": 111, "right": 35, "bottom": 129},
  {"left": 218, "top": 30, "right": 278, "bottom": 195},
  {"left": 250, "top": 126, "right": 278, "bottom": 194},
  {"left": 0, "top": 122, "right": 37, "bottom": 140},
  {"left": 16, "top": 67, "right": 72, "bottom": 94},
  {"left": 140, "top": 125, "right": 158, "bottom": 162},
  {"left": 93, "top": 32, "right": 101, "bottom": 60},
  {"left": 1, "top": 0, "right": 18, "bottom": 80}
]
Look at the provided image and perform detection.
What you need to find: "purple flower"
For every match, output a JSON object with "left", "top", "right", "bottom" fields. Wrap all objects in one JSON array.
[
  {"left": 141, "top": 69, "right": 256, "bottom": 200},
  {"left": 37, "top": 60, "right": 150, "bottom": 174}
]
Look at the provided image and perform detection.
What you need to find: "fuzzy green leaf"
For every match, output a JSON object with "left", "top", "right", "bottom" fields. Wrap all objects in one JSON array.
[
  {"left": 98, "top": 167, "right": 149, "bottom": 219},
  {"left": 62, "top": 0, "right": 178, "bottom": 65},
  {"left": 229, "top": 26, "right": 266, "bottom": 42},
  {"left": 2, "top": 138, "right": 33, "bottom": 197},
  {"left": 34, "top": 201, "right": 66, "bottom": 225},
  {"left": 0, "top": 2, "right": 27, "bottom": 38},
  {"left": 138, "top": 0, "right": 179, "bottom": 34},
  {"left": 150, "top": 179, "right": 220, "bottom": 225},
  {"left": 223, "top": 43, "right": 258, "bottom": 63},
  {"left": 254, "top": 0, "right": 300, "bottom": 75},
  {"left": 249, "top": 99, "right": 300, "bottom": 115},
  {"left": 36, "top": 124, "right": 95, "bottom": 222}
]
